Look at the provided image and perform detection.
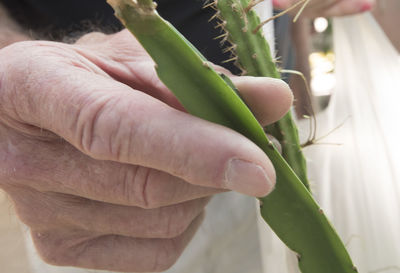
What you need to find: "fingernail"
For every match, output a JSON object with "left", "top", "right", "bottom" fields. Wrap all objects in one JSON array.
[
  {"left": 273, "top": 0, "right": 289, "bottom": 8},
  {"left": 360, "top": 2, "right": 372, "bottom": 12},
  {"left": 225, "top": 159, "right": 275, "bottom": 197},
  {"left": 272, "top": 0, "right": 283, "bottom": 8},
  {"left": 272, "top": 0, "right": 280, "bottom": 6}
]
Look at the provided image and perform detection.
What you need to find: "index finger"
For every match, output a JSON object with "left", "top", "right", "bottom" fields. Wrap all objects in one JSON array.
[{"left": 0, "top": 42, "right": 283, "bottom": 197}]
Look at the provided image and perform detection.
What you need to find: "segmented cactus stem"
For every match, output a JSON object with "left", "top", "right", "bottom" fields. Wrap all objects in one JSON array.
[
  {"left": 207, "top": 0, "right": 310, "bottom": 189},
  {"left": 107, "top": 1, "right": 357, "bottom": 272},
  {"left": 208, "top": 1, "right": 357, "bottom": 272}
]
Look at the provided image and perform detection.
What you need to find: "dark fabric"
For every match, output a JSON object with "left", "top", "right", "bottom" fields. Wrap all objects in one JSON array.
[
  {"left": 274, "top": 13, "right": 295, "bottom": 82},
  {"left": 0, "top": 0, "right": 122, "bottom": 36},
  {"left": 0, "top": 0, "right": 241, "bottom": 73}
]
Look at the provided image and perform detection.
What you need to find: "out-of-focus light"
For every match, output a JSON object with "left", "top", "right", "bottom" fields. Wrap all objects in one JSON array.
[
  {"left": 309, "top": 52, "right": 334, "bottom": 74},
  {"left": 314, "top": 17, "right": 328, "bottom": 33},
  {"left": 311, "top": 74, "right": 336, "bottom": 96},
  {"left": 309, "top": 52, "right": 336, "bottom": 96}
]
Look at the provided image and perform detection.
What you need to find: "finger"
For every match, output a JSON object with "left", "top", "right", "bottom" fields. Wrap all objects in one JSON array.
[
  {"left": 8, "top": 185, "right": 209, "bottom": 238},
  {"left": 272, "top": 0, "right": 295, "bottom": 9},
  {"left": 273, "top": 0, "right": 374, "bottom": 17},
  {"left": 4, "top": 135, "right": 221, "bottom": 208},
  {"left": 1, "top": 42, "right": 275, "bottom": 197},
  {"left": 75, "top": 31, "right": 290, "bottom": 127},
  {"left": 321, "top": 0, "right": 375, "bottom": 17},
  {"left": 76, "top": 31, "right": 288, "bottom": 124},
  {"left": 74, "top": 30, "right": 185, "bottom": 111},
  {"left": 78, "top": 36, "right": 292, "bottom": 132},
  {"left": 31, "top": 213, "right": 204, "bottom": 272},
  {"left": 61, "top": 197, "right": 209, "bottom": 239},
  {"left": 231, "top": 76, "right": 293, "bottom": 126}
]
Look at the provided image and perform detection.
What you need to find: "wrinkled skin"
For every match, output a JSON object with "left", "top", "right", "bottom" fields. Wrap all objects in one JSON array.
[
  {"left": 273, "top": 0, "right": 376, "bottom": 17},
  {"left": 0, "top": 30, "right": 292, "bottom": 272}
]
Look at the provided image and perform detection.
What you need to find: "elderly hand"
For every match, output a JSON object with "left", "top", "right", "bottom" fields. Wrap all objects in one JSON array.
[
  {"left": 0, "top": 30, "right": 292, "bottom": 272},
  {"left": 273, "top": 0, "right": 376, "bottom": 18}
]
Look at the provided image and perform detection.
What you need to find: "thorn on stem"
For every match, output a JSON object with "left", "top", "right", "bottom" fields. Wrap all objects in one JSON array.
[
  {"left": 215, "top": 21, "right": 227, "bottom": 29},
  {"left": 253, "top": 0, "right": 309, "bottom": 33},
  {"left": 208, "top": 11, "right": 221, "bottom": 22},
  {"left": 245, "top": 0, "right": 265, "bottom": 13},
  {"left": 203, "top": 0, "right": 216, "bottom": 7},
  {"left": 222, "top": 44, "right": 237, "bottom": 53},
  {"left": 222, "top": 56, "right": 238, "bottom": 64},
  {"left": 231, "top": 2, "right": 241, "bottom": 12},
  {"left": 279, "top": 68, "right": 316, "bottom": 143},
  {"left": 214, "top": 33, "right": 229, "bottom": 40},
  {"left": 203, "top": 1, "right": 217, "bottom": 9},
  {"left": 203, "top": 61, "right": 212, "bottom": 69}
]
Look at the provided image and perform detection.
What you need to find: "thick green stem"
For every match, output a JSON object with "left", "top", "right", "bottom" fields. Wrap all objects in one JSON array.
[
  {"left": 107, "top": 1, "right": 356, "bottom": 272},
  {"left": 215, "top": 0, "right": 356, "bottom": 272},
  {"left": 215, "top": 0, "right": 309, "bottom": 189}
]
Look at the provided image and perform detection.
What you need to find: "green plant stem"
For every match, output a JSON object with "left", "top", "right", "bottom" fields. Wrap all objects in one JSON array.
[
  {"left": 107, "top": 1, "right": 356, "bottom": 272},
  {"left": 215, "top": 0, "right": 309, "bottom": 189}
]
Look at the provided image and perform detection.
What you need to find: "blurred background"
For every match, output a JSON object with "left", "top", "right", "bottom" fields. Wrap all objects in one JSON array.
[{"left": 283, "top": 0, "right": 399, "bottom": 119}]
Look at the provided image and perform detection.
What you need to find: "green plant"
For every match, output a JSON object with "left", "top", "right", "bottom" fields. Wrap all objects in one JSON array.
[
  {"left": 106, "top": 0, "right": 357, "bottom": 272},
  {"left": 211, "top": 0, "right": 310, "bottom": 189}
]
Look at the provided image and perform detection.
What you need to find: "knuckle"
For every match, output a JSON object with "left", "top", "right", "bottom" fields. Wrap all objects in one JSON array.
[
  {"left": 159, "top": 207, "right": 191, "bottom": 239},
  {"left": 139, "top": 171, "right": 159, "bottom": 209},
  {"left": 32, "top": 231, "right": 73, "bottom": 266},
  {"left": 0, "top": 41, "right": 38, "bottom": 66},
  {"left": 0, "top": 138, "right": 39, "bottom": 189},
  {"left": 112, "top": 165, "right": 164, "bottom": 209},
  {"left": 8, "top": 190, "right": 59, "bottom": 230},
  {"left": 122, "top": 166, "right": 159, "bottom": 209},
  {"left": 106, "top": 165, "right": 161, "bottom": 209},
  {"left": 152, "top": 240, "right": 181, "bottom": 272},
  {"left": 14, "top": 201, "right": 51, "bottom": 229},
  {"left": 75, "top": 32, "right": 107, "bottom": 45},
  {"left": 0, "top": 145, "right": 18, "bottom": 188},
  {"left": 75, "top": 95, "right": 122, "bottom": 158},
  {"left": 0, "top": 40, "right": 83, "bottom": 124},
  {"left": 116, "top": 165, "right": 149, "bottom": 207},
  {"left": 1, "top": 41, "right": 59, "bottom": 83},
  {"left": 38, "top": 248, "right": 69, "bottom": 267},
  {"left": 75, "top": 95, "right": 139, "bottom": 164}
]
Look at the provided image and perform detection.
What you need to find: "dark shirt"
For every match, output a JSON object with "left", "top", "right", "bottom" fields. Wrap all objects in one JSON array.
[{"left": 0, "top": 0, "right": 240, "bottom": 73}]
